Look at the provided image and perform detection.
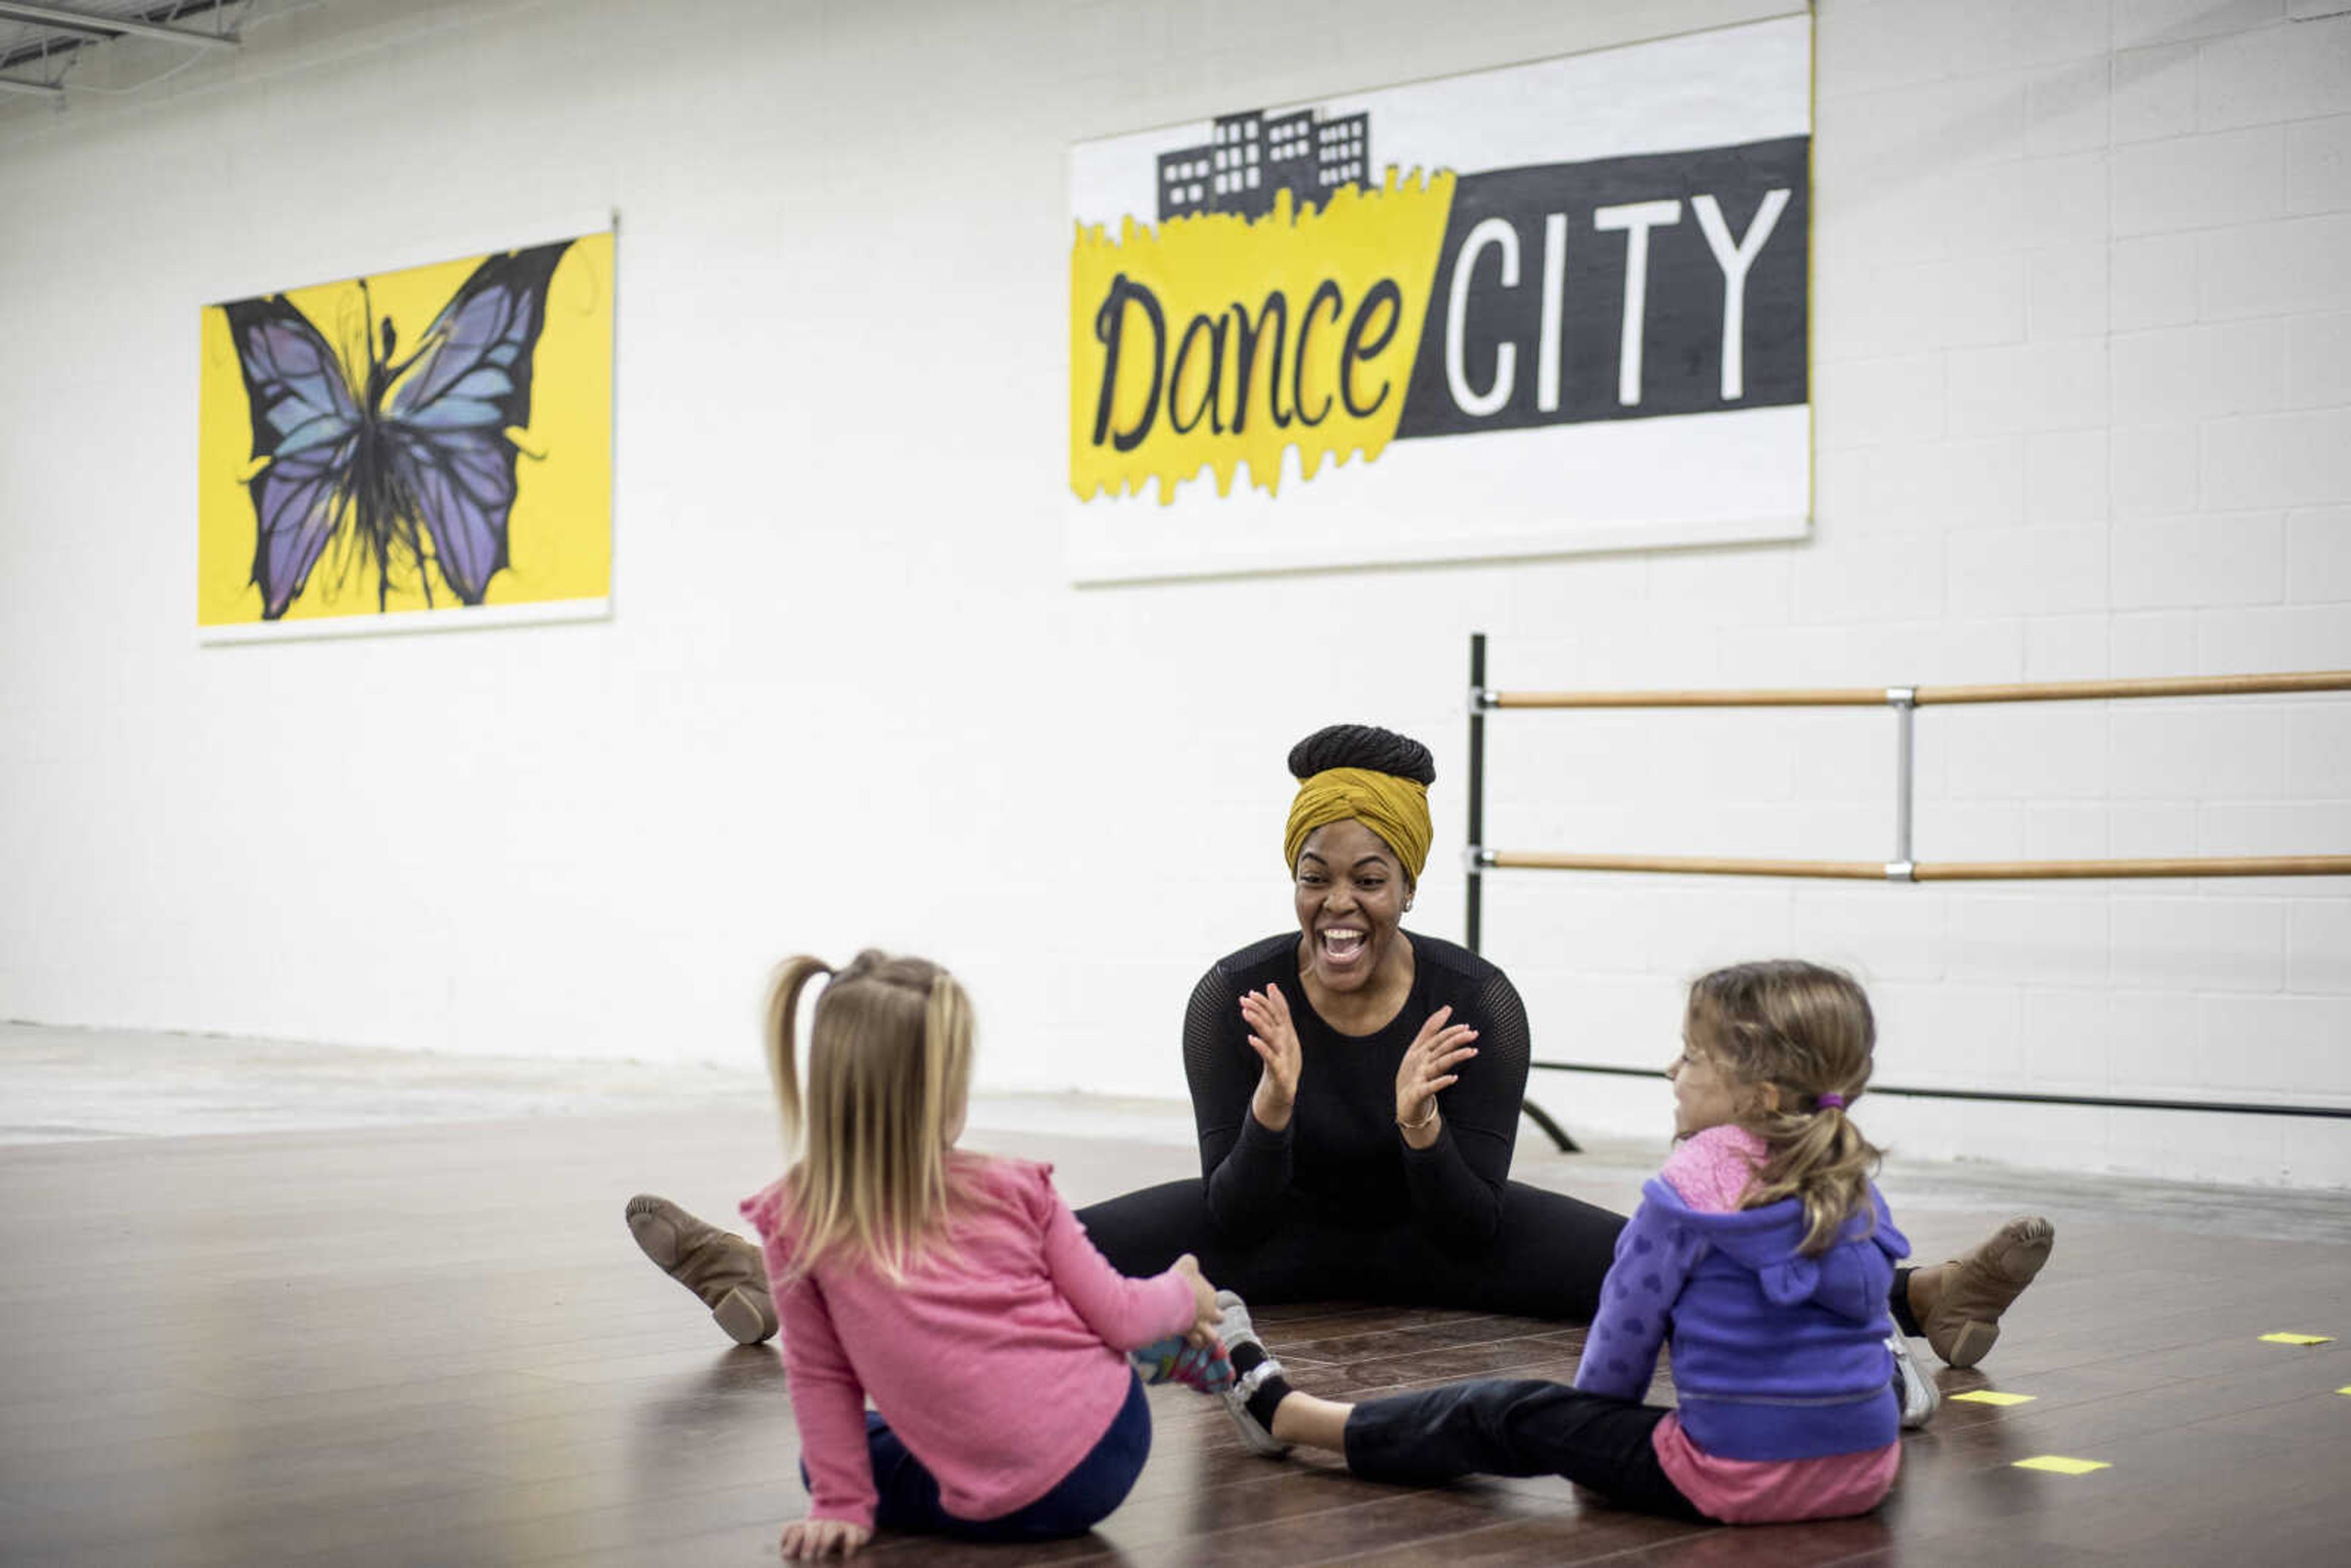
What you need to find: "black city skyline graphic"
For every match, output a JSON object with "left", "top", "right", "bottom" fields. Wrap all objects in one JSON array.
[{"left": 1155, "top": 105, "right": 1370, "bottom": 223}]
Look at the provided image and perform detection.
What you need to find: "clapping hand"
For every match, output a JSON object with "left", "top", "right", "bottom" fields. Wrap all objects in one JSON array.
[
  {"left": 1394, "top": 1004, "right": 1477, "bottom": 1143},
  {"left": 1239, "top": 983, "right": 1303, "bottom": 1130}
]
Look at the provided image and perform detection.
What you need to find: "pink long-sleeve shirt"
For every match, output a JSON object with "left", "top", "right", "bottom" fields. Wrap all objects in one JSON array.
[{"left": 740, "top": 1153, "right": 1196, "bottom": 1530}]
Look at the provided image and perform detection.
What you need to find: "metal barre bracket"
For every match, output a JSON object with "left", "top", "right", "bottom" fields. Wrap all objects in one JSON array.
[
  {"left": 1884, "top": 860, "right": 1917, "bottom": 881},
  {"left": 1889, "top": 687, "right": 1916, "bottom": 866}
]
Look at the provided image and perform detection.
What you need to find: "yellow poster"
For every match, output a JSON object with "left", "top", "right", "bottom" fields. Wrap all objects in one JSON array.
[{"left": 197, "top": 230, "right": 613, "bottom": 639}]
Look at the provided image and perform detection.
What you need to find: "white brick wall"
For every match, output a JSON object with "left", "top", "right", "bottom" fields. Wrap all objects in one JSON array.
[
  {"left": 2199, "top": 212, "right": 2351, "bottom": 318},
  {"left": 2110, "top": 512, "right": 2285, "bottom": 606},
  {"left": 0, "top": 0, "right": 2343, "bottom": 1185},
  {"left": 2286, "top": 507, "right": 2351, "bottom": 598},
  {"left": 1946, "top": 339, "right": 2111, "bottom": 435},
  {"left": 2110, "top": 233, "right": 2200, "bottom": 329},
  {"left": 2285, "top": 113, "right": 2351, "bottom": 209},
  {"left": 1672, "top": 0, "right": 2346, "bottom": 1183},
  {"left": 2113, "top": 125, "right": 2286, "bottom": 234},
  {"left": 2112, "top": 320, "right": 2289, "bottom": 425}
]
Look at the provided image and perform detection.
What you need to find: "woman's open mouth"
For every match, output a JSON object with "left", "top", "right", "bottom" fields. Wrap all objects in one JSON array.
[{"left": 1319, "top": 927, "right": 1368, "bottom": 967}]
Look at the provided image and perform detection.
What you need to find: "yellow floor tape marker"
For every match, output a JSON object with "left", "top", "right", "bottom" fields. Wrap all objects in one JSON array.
[
  {"left": 1950, "top": 1390, "right": 2037, "bottom": 1406},
  {"left": 2014, "top": 1455, "right": 2109, "bottom": 1476},
  {"left": 2259, "top": 1332, "right": 2336, "bottom": 1346}
]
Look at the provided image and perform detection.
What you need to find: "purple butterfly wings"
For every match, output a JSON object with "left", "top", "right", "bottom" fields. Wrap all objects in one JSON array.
[
  {"left": 220, "top": 240, "right": 574, "bottom": 619},
  {"left": 223, "top": 299, "right": 362, "bottom": 618}
]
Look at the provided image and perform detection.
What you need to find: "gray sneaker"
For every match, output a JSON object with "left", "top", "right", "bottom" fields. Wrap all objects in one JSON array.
[
  {"left": 1213, "top": 1289, "right": 1292, "bottom": 1457},
  {"left": 1890, "top": 1331, "right": 1940, "bottom": 1429}
]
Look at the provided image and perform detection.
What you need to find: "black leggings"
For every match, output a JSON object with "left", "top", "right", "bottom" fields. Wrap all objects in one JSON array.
[
  {"left": 1073, "top": 1178, "right": 1628, "bottom": 1320},
  {"left": 1343, "top": 1378, "right": 1707, "bottom": 1522},
  {"left": 1077, "top": 1181, "right": 1924, "bottom": 1329}
]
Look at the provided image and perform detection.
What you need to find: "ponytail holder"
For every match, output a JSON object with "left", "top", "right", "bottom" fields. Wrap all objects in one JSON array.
[{"left": 1815, "top": 1093, "right": 1847, "bottom": 1111}]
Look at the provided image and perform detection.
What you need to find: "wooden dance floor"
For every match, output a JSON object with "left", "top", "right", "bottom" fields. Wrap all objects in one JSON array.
[{"left": 2, "top": 1097, "right": 2345, "bottom": 1566}]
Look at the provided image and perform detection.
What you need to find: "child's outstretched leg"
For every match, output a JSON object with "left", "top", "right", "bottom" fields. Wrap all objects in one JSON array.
[
  {"left": 1895, "top": 1216, "right": 2055, "bottom": 1368},
  {"left": 1327, "top": 1381, "right": 1705, "bottom": 1519},
  {"left": 1210, "top": 1290, "right": 1294, "bottom": 1456},
  {"left": 1210, "top": 1293, "right": 1706, "bottom": 1522}
]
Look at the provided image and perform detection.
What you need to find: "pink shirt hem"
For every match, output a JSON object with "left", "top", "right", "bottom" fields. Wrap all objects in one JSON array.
[{"left": 1653, "top": 1412, "right": 1899, "bottom": 1523}]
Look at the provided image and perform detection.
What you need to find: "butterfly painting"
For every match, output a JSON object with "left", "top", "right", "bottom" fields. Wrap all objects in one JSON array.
[{"left": 198, "top": 232, "right": 613, "bottom": 637}]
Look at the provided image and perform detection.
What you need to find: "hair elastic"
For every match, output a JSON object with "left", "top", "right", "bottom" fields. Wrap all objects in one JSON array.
[{"left": 1815, "top": 1093, "right": 1847, "bottom": 1111}]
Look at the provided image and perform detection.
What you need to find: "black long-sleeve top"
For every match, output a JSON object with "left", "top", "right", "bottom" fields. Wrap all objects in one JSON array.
[{"left": 1183, "top": 931, "right": 1533, "bottom": 1248}]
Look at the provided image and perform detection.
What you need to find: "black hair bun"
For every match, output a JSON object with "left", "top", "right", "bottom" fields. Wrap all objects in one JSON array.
[{"left": 1287, "top": 723, "right": 1436, "bottom": 786}]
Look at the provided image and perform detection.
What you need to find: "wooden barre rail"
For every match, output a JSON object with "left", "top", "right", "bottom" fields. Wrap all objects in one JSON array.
[
  {"left": 1487, "top": 670, "right": 2351, "bottom": 710},
  {"left": 1486, "top": 852, "right": 2351, "bottom": 880},
  {"left": 1920, "top": 856, "right": 2351, "bottom": 881},
  {"left": 1491, "top": 852, "right": 1886, "bottom": 879},
  {"left": 1464, "top": 637, "right": 2351, "bottom": 1147}
]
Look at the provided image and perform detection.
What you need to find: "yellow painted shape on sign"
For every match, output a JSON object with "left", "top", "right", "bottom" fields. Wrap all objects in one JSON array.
[
  {"left": 1070, "top": 170, "right": 1457, "bottom": 506},
  {"left": 2014, "top": 1455, "right": 2109, "bottom": 1476},
  {"left": 2259, "top": 1332, "right": 2336, "bottom": 1346},
  {"left": 1949, "top": 1390, "right": 2037, "bottom": 1406}
]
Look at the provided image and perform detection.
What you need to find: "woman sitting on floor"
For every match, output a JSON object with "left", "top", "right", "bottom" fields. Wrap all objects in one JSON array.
[{"left": 625, "top": 724, "right": 2050, "bottom": 1371}]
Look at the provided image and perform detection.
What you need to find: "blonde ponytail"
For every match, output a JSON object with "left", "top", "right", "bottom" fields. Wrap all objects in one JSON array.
[
  {"left": 764, "top": 950, "right": 976, "bottom": 1283},
  {"left": 765, "top": 955, "right": 834, "bottom": 1147},
  {"left": 1742, "top": 1098, "right": 1878, "bottom": 1255},
  {"left": 1684, "top": 961, "right": 1883, "bottom": 1255}
]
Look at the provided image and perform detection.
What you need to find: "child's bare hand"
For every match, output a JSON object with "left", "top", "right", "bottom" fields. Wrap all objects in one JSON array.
[
  {"left": 1240, "top": 983, "right": 1303, "bottom": 1124},
  {"left": 779, "top": 1517, "right": 870, "bottom": 1558},
  {"left": 1395, "top": 1005, "right": 1477, "bottom": 1136},
  {"left": 1172, "top": 1252, "right": 1221, "bottom": 1346}
]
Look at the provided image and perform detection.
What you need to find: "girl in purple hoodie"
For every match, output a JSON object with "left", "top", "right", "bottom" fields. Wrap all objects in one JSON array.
[{"left": 1213, "top": 959, "right": 1939, "bottom": 1525}]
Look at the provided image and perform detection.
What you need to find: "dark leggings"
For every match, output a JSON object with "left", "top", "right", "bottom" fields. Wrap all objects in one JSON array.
[
  {"left": 1078, "top": 1180, "right": 1924, "bottom": 1329},
  {"left": 803, "top": 1371, "right": 1152, "bottom": 1542},
  {"left": 1344, "top": 1378, "right": 1708, "bottom": 1522},
  {"left": 1074, "top": 1178, "right": 1629, "bottom": 1319}
]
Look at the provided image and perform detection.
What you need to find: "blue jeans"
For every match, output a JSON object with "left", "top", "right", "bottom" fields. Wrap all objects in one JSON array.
[{"left": 804, "top": 1371, "right": 1152, "bottom": 1542}]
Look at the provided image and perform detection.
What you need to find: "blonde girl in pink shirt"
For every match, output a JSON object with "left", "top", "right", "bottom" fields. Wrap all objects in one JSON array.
[{"left": 741, "top": 951, "right": 1229, "bottom": 1559}]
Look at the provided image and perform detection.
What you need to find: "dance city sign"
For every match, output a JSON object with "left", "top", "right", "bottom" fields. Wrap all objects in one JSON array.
[{"left": 1067, "top": 15, "right": 1812, "bottom": 582}]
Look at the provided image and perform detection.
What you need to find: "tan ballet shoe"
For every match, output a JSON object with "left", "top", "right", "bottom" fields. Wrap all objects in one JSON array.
[
  {"left": 625, "top": 1193, "right": 778, "bottom": 1346},
  {"left": 1922, "top": 1216, "right": 2053, "bottom": 1368}
]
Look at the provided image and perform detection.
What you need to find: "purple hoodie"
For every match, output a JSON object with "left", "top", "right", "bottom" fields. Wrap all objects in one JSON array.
[{"left": 1573, "top": 1168, "right": 1908, "bottom": 1462}]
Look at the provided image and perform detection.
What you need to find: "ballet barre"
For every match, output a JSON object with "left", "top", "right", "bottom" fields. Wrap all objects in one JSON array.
[{"left": 1461, "top": 634, "right": 2351, "bottom": 1146}]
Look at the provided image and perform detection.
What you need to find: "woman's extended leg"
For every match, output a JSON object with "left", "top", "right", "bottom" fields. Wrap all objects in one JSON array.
[
  {"left": 1892, "top": 1215, "right": 2055, "bottom": 1367},
  {"left": 1073, "top": 1179, "right": 1379, "bottom": 1303},
  {"left": 1365, "top": 1181, "right": 1627, "bottom": 1319},
  {"left": 623, "top": 1194, "right": 776, "bottom": 1345}
]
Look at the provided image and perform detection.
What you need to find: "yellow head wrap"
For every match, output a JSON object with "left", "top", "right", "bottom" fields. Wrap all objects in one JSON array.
[{"left": 1284, "top": 767, "right": 1433, "bottom": 883}]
